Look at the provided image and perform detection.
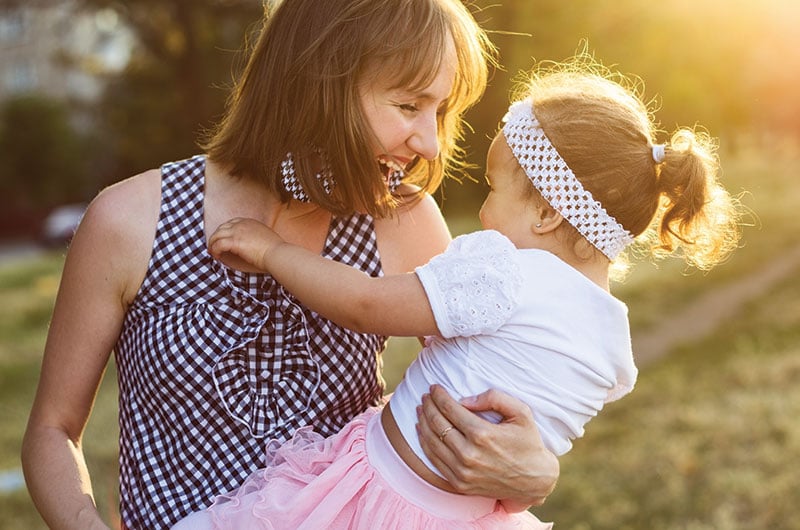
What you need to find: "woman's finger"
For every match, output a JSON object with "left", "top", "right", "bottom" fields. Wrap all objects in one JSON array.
[
  {"left": 416, "top": 391, "right": 487, "bottom": 492},
  {"left": 414, "top": 419, "right": 457, "bottom": 482}
]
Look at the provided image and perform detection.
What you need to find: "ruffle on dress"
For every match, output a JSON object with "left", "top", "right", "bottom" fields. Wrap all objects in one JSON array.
[
  {"left": 210, "top": 261, "right": 321, "bottom": 438},
  {"left": 198, "top": 408, "right": 552, "bottom": 530}
]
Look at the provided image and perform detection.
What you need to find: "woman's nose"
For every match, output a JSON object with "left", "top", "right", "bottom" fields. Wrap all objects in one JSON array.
[{"left": 408, "top": 111, "right": 440, "bottom": 161}]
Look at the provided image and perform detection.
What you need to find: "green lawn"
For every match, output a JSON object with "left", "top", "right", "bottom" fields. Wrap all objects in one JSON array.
[
  {"left": 2, "top": 143, "right": 798, "bottom": 529},
  {"left": 0, "top": 253, "right": 122, "bottom": 529},
  {"left": 534, "top": 271, "right": 800, "bottom": 529}
]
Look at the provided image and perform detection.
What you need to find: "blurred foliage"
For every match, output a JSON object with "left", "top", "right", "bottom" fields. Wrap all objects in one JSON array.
[
  {"left": 77, "top": 0, "right": 263, "bottom": 183},
  {"left": 441, "top": 0, "right": 800, "bottom": 215},
  {"left": 0, "top": 96, "right": 92, "bottom": 210},
  {"left": 0, "top": 0, "right": 798, "bottom": 220}
]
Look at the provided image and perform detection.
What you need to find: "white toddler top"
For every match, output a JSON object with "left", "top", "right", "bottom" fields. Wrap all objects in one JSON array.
[{"left": 390, "top": 230, "right": 637, "bottom": 478}]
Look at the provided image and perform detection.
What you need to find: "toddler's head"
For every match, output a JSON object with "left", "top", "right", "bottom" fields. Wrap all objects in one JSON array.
[{"left": 487, "top": 53, "right": 740, "bottom": 270}]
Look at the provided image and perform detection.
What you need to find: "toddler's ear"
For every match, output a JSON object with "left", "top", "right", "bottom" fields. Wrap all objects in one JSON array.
[{"left": 532, "top": 204, "right": 563, "bottom": 234}]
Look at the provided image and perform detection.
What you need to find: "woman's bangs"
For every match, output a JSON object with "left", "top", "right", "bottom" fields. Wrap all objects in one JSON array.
[{"left": 381, "top": 18, "right": 447, "bottom": 91}]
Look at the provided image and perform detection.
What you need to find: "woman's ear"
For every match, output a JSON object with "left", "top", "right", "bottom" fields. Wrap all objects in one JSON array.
[{"left": 532, "top": 204, "right": 563, "bottom": 234}]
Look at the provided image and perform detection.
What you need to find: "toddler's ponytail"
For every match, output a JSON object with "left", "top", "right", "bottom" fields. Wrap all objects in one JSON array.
[
  {"left": 649, "top": 128, "right": 740, "bottom": 270},
  {"left": 513, "top": 50, "right": 743, "bottom": 272}
]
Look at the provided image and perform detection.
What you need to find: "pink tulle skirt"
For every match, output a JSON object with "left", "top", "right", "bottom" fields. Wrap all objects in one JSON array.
[{"left": 174, "top": 408, "right": 552, "bottom": 529}]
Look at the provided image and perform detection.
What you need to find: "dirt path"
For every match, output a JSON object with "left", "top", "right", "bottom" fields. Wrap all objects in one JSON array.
[{"left": 631, "top": 242, "right": 800, "bottom": 367}]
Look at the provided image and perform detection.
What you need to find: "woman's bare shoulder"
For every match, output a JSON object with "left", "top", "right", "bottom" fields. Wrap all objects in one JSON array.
[
  {"left": 77, "top": 169, "right": 163, "bottom": 302},
  {"left": 86, "top": 170, "right": 160, "bottom": 238},
  {"left": 375, "top": 190, "right": 452, "bottom": 274}
]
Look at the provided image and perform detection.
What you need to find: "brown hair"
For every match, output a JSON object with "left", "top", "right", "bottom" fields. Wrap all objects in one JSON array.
[
  {"left": 511, "top": 52, "right": 741, "bottom": 270},
  {"left": 202, "top": 0, "right": 495, "bottom": 218}
]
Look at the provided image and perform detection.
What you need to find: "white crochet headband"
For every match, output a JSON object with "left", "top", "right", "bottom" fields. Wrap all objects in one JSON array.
[{"left": 502, "top": 99, "right": 634, "bottom": 260}]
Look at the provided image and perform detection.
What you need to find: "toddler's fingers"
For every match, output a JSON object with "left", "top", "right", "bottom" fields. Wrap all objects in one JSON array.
[{"left": 208, "top": 235, "right": 232, "bottom": 258}]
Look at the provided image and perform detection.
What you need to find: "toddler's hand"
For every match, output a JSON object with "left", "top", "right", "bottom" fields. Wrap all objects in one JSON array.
[{"left": 208, "top": 217, "right": 284, "bottom": 273}]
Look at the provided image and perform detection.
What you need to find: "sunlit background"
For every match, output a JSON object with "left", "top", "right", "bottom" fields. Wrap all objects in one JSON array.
[{"left": 1, "top": 1, "right": 799, "bottom": 528}]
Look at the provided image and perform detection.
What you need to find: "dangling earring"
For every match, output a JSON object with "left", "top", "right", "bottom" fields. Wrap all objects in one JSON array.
[
  {"left": 385, "top": 168, "right": 404, "bottom": 194},
  {"left": 282, "top": 149, "right": 406, "bottom": 202},
  {"left": 280, "top": 150, "right": 335, "bottom": 202}
]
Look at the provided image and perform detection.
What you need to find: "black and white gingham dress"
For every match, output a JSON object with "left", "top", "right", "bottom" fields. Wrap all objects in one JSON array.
[{"left": 114, "top": 156, "right": 386, "bottom": 529}]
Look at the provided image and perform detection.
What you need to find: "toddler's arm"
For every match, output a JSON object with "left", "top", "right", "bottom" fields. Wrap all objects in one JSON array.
[{"left": 209, "top": 217, "right": 439, "bottom": 337}]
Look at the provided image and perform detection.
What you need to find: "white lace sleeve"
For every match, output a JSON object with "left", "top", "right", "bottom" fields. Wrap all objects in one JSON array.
[{"left": 415, "top": 230, "right": 522, "bottom": 338}]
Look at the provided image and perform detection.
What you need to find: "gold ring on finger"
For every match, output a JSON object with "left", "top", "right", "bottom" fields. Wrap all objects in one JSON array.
[{"left": 438, "top": 426, "right": 454, "bottom": 442}]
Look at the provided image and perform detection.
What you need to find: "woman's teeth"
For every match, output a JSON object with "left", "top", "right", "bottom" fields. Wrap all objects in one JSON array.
[{"left": 379, "top": 158, "right": 404, "bottom": 173}]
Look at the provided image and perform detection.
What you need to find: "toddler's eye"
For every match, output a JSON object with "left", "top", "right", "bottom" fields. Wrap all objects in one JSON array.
[{"left": 398, "top": 103, "right": 419, "bottom": 113}]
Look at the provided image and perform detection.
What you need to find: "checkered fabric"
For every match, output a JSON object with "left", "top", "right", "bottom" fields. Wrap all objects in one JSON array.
[
  {"left": 280, "top": 151, "right": 405, "bottom": 203},
  {"left": 280, "top": 151, "right": 335, "bottom": 203},
  {"left": 115, "top": 155, "right": 386, "bottom": 529}
]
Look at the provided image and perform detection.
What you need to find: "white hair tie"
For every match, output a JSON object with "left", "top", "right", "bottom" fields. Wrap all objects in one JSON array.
[
  {"left": 502, "top": 99, "right": 634, "bottom": 260},
  {"left": 652, "top": 144, "right": 666, "bottom": 164}
]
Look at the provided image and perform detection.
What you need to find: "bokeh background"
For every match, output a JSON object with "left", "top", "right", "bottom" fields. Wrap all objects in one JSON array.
[{"left": 1, "top": 1, "right": 799, "bottom": 528}]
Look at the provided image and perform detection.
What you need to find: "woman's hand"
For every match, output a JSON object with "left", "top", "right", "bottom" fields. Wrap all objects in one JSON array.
[
  {"left": 417, "top": 384, "right": 559, "bottom": 511},
  {"left": 208, "top": 217, "right": 285, "bottom": 273}
]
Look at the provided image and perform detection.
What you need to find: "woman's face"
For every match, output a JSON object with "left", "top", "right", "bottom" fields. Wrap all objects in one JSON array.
[{"left": 358, "top": 36, "right": 457, "bottom": 177}]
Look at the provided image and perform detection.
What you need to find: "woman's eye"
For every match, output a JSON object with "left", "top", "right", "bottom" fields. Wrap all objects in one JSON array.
[{"left": 398, "top": 103, "right": 419, "bottom": 112}]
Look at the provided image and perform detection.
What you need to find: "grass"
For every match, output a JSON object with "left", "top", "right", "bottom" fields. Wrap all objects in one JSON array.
[
  {"left": 0, "top": 252, "right": 121, "bottom": 529},
  {"left": 534, "top": 270, "right": 800, "bottom": 529},
  {"left": 1, "top": 143, "right": 798, "bottom": 528}
]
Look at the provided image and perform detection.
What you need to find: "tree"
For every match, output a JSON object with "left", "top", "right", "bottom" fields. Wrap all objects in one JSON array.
[
  {"left": 0, "top": 95, "right": 90, "bottom": 210},
  {"left": 75, "top": 0, "right": 264, "bottom": 180}
]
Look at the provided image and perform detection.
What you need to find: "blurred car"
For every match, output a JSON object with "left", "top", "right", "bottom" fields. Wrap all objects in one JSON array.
[{"left": 40, "top": 203, "right": 87, "bottom": 247}]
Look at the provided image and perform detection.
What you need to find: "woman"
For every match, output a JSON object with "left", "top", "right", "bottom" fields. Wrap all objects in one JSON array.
[{"left": 22, "top": 1, "right": 559, "bottom": 528}]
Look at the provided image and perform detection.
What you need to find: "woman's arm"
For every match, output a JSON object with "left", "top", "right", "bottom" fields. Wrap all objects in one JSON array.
[
  {"left": 21, "top": 172, "right": 160, "bottom": 529},
  {"left": 208, "top": 217, "right": 441, "bottom": 337}
]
